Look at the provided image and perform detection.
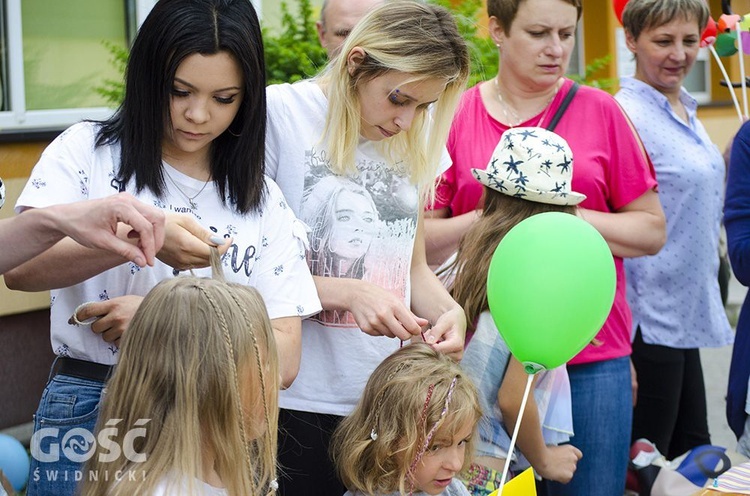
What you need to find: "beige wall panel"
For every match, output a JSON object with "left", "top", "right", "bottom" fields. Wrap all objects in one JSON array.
[{"left": 0, "top": 177, "right": 50, "bottom": 316}]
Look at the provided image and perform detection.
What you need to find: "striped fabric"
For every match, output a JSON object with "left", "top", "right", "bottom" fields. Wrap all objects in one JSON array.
[{"left": 712, "top": 460, "right": 750, "bottom": 493}]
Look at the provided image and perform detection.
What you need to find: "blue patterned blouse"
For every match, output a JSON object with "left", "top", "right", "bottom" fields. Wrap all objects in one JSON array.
[{"left": 615, "top": 77, "right": 733, "bottom": 348}]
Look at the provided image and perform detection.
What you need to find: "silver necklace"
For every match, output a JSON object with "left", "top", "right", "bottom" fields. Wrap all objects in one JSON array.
[
  {"left": 493, "top": 77, "right": 559, "bottom": 128},
  {"left": 163, "top": 168, "right": 210, "bottom": 209}
]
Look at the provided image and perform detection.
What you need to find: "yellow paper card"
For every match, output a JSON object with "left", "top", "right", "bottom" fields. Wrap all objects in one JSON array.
[{"left": 487, "top": 468, "right": 536, "bottom": 496}]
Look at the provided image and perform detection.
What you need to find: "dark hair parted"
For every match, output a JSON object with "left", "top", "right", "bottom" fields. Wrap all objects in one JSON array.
[
  {"left": 488, "top": 0, "right": 582, "bottom": 33},
  {"left": 96, "top": 0, "right": 266, "bottom": 215}
]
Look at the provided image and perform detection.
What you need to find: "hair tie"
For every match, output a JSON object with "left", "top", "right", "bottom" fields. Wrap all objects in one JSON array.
[
  {"left": 369, "top": 361, "right": 410, "bottom": 441},
  {"left": 70, "top": 302, "right": 99, "bottom": 326}
]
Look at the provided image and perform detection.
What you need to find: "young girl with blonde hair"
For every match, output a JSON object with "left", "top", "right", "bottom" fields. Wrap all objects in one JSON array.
[
  {"left": 331, "top": 343, "right": 482, "bottom": 496},
  {"left": 82, "top": 257, "right": 279, "bottom": 495}
]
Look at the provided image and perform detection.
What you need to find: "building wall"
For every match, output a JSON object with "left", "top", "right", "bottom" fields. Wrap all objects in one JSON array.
[{"left": 0, "top": 141, "right": 55, "bottom": 432}]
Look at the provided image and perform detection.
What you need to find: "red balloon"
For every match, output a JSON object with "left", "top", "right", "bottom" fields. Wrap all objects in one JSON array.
[
  {"left": 701, "top": 17, "right": 718, "bottom": 47},
  {"left": 613, "top": 0, "right": 629, "bottom": 25}
]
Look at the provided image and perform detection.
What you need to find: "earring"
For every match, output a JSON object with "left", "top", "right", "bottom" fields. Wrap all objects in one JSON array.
[{"left": 226, "top": 125, "right": 241, "bottom": 137}]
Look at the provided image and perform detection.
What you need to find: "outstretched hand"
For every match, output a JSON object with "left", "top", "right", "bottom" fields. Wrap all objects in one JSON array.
[{"left": 57, "top": 193, "right": 166, "bottom": 267}]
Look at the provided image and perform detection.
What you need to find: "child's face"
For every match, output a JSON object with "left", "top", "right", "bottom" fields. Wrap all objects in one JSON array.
[{"left": 411, "top": 422, "right": 473, "bottom": 495}]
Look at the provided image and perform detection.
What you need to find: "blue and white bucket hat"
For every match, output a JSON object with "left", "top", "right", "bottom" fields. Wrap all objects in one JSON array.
[{"left": 471, "top": 127, "right": 586, "bottom": 206}]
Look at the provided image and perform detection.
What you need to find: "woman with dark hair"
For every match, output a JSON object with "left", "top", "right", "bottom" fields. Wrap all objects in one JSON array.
[{"left": 6, "top": 1, "right": 320, "bottom": 494}]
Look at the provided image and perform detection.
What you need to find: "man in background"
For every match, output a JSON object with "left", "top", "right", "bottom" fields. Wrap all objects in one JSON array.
[{"left": 316, "top": 0, "right": 384, "bottom": 57}]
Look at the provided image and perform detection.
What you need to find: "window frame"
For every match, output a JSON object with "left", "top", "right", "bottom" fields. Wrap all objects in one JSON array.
[
  {"left": 683, "top": 47, "right": 710, "bottom": 104},
  {"left": 0, "top": 0, "right": 261, "bottom": 134}
]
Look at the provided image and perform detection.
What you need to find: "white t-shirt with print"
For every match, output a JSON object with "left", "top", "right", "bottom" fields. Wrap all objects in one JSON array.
[
  {"left": 16, "top": 121, "right": 321, "bottom": 365},
  {"left": 267, "top": 80, "right": 431, "bottom": 416}
]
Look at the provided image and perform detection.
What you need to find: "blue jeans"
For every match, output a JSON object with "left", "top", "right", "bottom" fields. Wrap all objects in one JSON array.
[
  {"left": 26, "top": 373, "right": 105, "bottom": 496},
  {"left": 543, "top": 357, "right": 632, "bottom": 496}
]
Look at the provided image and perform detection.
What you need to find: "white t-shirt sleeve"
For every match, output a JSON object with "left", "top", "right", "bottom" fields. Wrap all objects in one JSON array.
[
  {"left": 438, "top": 145, "right": 453, "bottom": 177},
  {"left": 265, "top": 84, "right": 289, "bottom": 182},
  {"left": 252, "top": 178, "right": 321, "bottom": 320},
  {"left": 15, "top": 122, "right": 100, "bottom": 213}
]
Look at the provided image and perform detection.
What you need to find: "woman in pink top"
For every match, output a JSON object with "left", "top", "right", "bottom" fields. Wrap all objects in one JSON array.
[{"left": 424, "top": 0, "right": 666, "bottom": 494}]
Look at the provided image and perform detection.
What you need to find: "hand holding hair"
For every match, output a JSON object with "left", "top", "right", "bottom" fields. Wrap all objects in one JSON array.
[{"left": 158, "top": 213, "right": 233, "bottom": 270}]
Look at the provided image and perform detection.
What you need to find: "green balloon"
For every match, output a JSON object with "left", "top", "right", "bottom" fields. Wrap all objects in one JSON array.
[{"left": 487, "top": 212, "right": 616, "bottom": 374}]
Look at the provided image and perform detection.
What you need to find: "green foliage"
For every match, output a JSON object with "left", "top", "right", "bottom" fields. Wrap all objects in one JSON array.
[
  {"left": 429, "top": 0, "right": 498, "bottom": 87},
  {"left": 94, "top": 40, "right": 128, "bottom": 106},
  {"left": 263, "top": 0, "right": 327, "bottom": 85},
  {"left": 569, "top": 54, "right": 616, "bottom": 92},
  {"left": 263, "top": 0, "right": 500, "bottom": 87},
  {"left": 94, "top": 0, "right": 615, "bottom": 105}
]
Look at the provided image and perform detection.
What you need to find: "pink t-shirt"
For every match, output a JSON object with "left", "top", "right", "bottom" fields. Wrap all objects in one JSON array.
[{"left": 435, "top": 79, "right": 658, "bottom": 364}]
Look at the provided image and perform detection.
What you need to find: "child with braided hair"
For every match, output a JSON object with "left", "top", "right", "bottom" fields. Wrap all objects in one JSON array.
[
  {"left": 82, "top": 252, "right": 280, "bottom": 496},
  {"left": 331, "top": 343, "right": 482, "bottom": 496}
]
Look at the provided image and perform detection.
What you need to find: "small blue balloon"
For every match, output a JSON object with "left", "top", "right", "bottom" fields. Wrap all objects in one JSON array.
[{"left": 0, "top": 433, "right": 30, "bottom": 491}]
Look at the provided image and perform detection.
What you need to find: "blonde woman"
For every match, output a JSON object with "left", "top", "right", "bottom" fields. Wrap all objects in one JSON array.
[
  {"left": 83, "top": 272, "right": 279, "bottom": 495},
  {"left": 331, "top": 343, "right": 482, "bottom": 496},
  {"left": 265, "top": 2, "right": 471, "bottom": 492}
]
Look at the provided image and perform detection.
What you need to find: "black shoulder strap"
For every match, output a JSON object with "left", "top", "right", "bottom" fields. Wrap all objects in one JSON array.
[{"left": 546, "top": 82, "right": 579, "bottom": 132}]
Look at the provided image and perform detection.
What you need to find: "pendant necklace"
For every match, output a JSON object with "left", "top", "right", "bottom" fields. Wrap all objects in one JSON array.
[
  {"left": 163, "top": 167, "right": 210, "bottom": 210},
  {"left": 493, "top": 77, "right": 559, "bottom": 128}
]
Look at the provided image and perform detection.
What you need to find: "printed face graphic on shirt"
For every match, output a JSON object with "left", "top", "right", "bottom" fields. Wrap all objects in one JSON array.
[
  {"left": 329, "top": 188, "right": 378, "bottom": 261},
  {"left": 300, "top": 156, "right": 417, "bottom": 328}
]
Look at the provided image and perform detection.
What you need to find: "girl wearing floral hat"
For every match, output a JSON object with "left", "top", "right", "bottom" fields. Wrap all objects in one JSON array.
[{"left": 443, "top": 127, "right": 584, "bottom": 494}]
